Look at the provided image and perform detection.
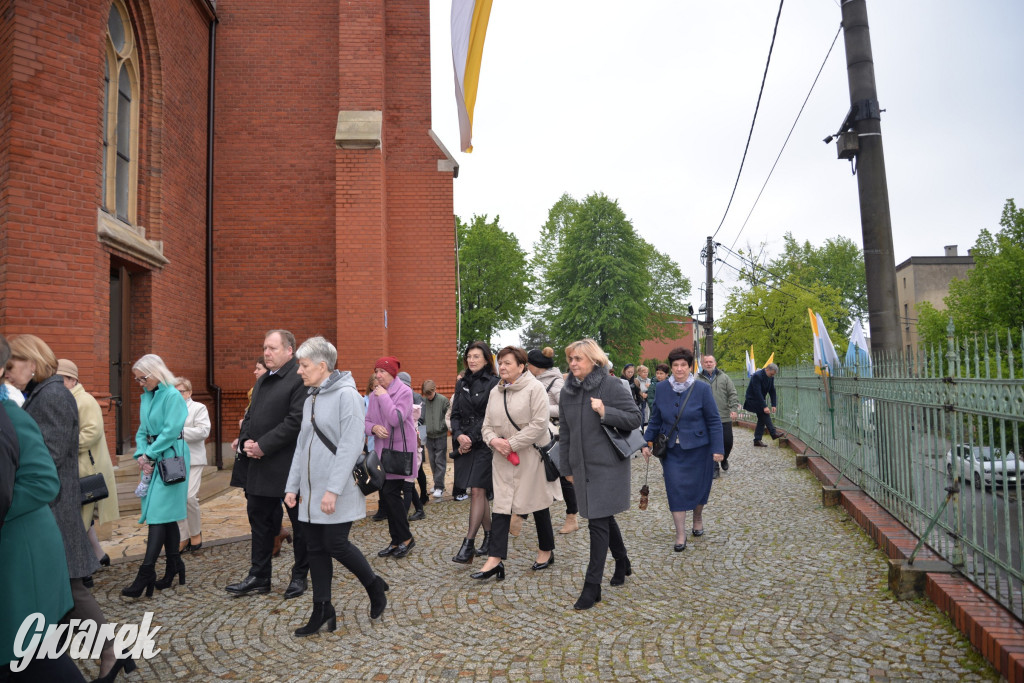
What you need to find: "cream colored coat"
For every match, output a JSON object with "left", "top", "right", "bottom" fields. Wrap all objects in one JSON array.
[
  {"left": 72, "top": 383, "right": 120, "bottom": 526},
  {"left": 482, "top": 370, "right": 561, "bottom": 515}
]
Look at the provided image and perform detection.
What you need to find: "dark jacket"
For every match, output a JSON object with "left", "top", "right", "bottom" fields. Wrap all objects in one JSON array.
[
  {"left": 743, "top": 369, "right": 777, "bottom": 413},
  {"left": 644, "top": 379, "right": 724, "bottom": 456},
  {"left": 450, "top": 369, "right": 499, "bottom": 452},
  {"left": 558, "top": 366, "right": 641, "bottom": 519},
  {"left": 237, "top": 357, "right": 306, "bottom": 497},
  {"left": 23, "top": 375, "right": 98, "bottom": 579}
]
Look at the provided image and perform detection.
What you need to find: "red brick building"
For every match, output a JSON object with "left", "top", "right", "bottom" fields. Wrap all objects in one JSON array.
[{"left": 0, "top": 0, "right": 457, "bottom": 459}]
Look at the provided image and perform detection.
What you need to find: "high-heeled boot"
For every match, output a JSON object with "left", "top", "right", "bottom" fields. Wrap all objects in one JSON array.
[
  {"left": 366, "top": 576, "right": 390, "bottom": 619},
  {"left": 154, "top": 554, "right": 185, "bottom": 589},
  {"left": 452, "top": 537, "right": 476, "bottom": 564},
  {"left": 475, "top": 531, "right": 491, "bottom": 557},
  {"left": 121, "top": 564, "right": 157, "bottom": 598},
  {"left": 573, "top": 581, "right": 602, "bottom": 610},
  {"left": 610, "top": 557, "right": 632, "bottom": 586},
  {"left": 294, "top": 601, "right": 337, "bottom": 637}
]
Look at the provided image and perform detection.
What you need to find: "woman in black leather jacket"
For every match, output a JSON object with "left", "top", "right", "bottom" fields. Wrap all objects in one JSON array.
[{"left": 449, "top": 341, "right": 499, "bottom": 564}]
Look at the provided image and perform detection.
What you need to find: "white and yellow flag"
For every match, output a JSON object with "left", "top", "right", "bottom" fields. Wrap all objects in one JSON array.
[
  {"left": 451, "top": 0, "right": 493, "bottom": 152},
  {"left": 808, "top": 308, "right": 841, "bottom": 376}
]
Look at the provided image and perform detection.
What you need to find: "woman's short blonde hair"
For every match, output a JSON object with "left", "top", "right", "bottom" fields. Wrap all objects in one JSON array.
[
  {"left": 564, "top": 338, "right": 610, "bottom": 369},
  {"left": 133, "top": 354, "right": 176, "bottom": 387},
  {"left": 174, "top": 377, "right": 193, "bottom": 392},
  {"left": 8, "top": 334, "right": 58, "bottom": 380}
]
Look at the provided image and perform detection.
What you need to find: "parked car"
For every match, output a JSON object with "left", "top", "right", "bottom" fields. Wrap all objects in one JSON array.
[{"left": 946, "top": 445, "right": 1020, "bottom": 489}]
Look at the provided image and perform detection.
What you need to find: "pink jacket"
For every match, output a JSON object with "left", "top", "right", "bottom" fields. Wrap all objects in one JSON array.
[{"left": 364, "top": 378, "right": 418, "bottom": 481}]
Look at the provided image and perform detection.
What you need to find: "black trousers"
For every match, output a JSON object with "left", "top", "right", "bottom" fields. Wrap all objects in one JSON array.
[
  {"left": 722, "top": 422, "right": 734, "bottom": 460},
  {"left": 403, "top": 480, "right": 423, "bottom": 513},
  {"left": 381, "top": 479, "right": 412, "bottom": 545},
  {"left": 753, "top": 410, "right": 779, "bottom": 441},
  {"left": 559, "top": 476, "right": 578, "bottom": 515},
  {"left": 585, "top": 515, "right": 627, "bottom": 584},
  {"left": 301, "top": 520, "right": 376, "bottom": 603},
  {"left": 247, "top": 493, "right": 308, "bottom": 580},
  {"left": 488, "top": 508, "right": 554, "bottom": 559}
]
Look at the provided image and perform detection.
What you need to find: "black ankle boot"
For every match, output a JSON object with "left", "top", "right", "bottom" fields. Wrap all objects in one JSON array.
[
  {"left": 452, "top": 537, "right": 476, "bottom": 564},
  {"left": 610, "top": 557, "right": 632, "bottom": 586},
  {"left": 121, "top": 564, "right": 157, "bottom": 598},
  {"left": 154, "top": 555, "right": 185, "bottom": 589},
  {"left": 366, "top": 576, "right": 389, "bottom": 619},
  {"left": 573, "top": 582, "right": 602, "bottom": 610},
  {"left": 475, "top": 531, "right": 491, "bottom": 557},
  {"left": 294, "top": 602, "right": 337, "bottom": 637}
]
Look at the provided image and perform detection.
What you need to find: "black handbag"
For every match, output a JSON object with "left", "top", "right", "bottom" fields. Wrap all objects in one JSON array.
[
  {"left": 380, "top": 410, "right": 414, "bottom": 477},
  {"left": 311, "top": 396, "right": 384, "bottom": 495},
  {"left": 597, "top": 379, "right": 646, "bottom": 460},
  {"left": 79, "top": 449, "right": 109, "bottom": 504},
  {"left": 652, "top": 385, "right": 694, "bottom": 460},
  {"left": 156, "top": 454, "right": 187, "bottom": 485}
]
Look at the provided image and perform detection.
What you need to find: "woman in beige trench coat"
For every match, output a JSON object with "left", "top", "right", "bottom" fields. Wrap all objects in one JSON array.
[{"left": 474, "top": 346, "right": 561, "bottom": 580}]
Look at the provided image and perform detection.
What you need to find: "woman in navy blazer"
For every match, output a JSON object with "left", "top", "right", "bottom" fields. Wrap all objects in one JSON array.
[{"left": 643, "top": 347, "right": 724, "bottom": 551}]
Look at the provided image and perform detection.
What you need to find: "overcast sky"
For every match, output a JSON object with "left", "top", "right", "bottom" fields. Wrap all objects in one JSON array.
[{"left": 428, "top": 1, "right": 1024, "bottom": 345}]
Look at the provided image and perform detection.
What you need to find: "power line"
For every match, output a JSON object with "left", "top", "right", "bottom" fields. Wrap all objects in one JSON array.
[
  {"left": 713, "top": 255, "right": 799, "bottom": 301},
  {"left": 715, "top": 242, "right": 820, "bottom": 297},
  {"left": 717, "top": 23, "right": 843, "bottom": 277},
  {"left": 710, "top": 0, "right": 786, "bottom": 241}
]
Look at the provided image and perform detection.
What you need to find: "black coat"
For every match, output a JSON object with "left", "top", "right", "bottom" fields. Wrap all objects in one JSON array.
[
  {"left": 743, "top": 369, "right": 777, "bottom": 413},
  {"left": 237, "top": 357, "right": 306, "bottom": 497},
  {"left": 450, "top": 369, "right": 499, "bottom": 450}
]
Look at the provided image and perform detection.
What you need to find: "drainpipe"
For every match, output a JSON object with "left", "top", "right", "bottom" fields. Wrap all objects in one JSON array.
[{"left": 204, "top": 10, "right": 222, "bottom": 467}]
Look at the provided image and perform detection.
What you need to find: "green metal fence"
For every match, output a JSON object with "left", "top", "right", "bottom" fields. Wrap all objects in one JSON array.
[{"left": 739, "top": 327, "right": 1024, "bottom": 620}]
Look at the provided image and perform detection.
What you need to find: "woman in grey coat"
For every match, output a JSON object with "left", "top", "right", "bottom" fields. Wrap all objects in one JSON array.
[
  {"left": 558, "top": 339, "right": 642, "bottom": 610},
  {"left": 285, "top": 337, "right": 389, "bottom": 637},
  {"left": 8, "top": 334, "right": 123, "bottom": 678}
]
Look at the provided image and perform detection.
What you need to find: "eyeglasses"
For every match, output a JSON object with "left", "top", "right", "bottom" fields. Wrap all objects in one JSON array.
[{"left": 134, "top": 374, "right": 151, "bottom": 385}]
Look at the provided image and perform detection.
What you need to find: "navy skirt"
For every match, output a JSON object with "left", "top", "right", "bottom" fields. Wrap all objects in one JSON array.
[{"left": 660, "top": 443, "right": 714, "bottom": 511}]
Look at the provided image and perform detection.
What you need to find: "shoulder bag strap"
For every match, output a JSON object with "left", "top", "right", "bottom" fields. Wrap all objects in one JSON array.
[
  {"left": 663, "top": 385, "right": 695, "bottom": 442},
  {"left": 386, "top": 409, "right": 409, "bottom": 451},
  {"left": 310, "top": 393, "right": 337, "bottom": 454},
  {"left": 503, "top": 391, "right": 521, "bottom": 431}
]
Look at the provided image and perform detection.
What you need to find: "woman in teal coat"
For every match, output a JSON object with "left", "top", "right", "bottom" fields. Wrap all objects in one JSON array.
[{"left": 121, "top": 354, "right": 189, "bottom": 599}]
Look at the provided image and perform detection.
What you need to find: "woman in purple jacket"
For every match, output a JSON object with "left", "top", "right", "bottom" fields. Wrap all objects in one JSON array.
[{"left": 365, "top": 356, "right": 418, "bottom": 558}]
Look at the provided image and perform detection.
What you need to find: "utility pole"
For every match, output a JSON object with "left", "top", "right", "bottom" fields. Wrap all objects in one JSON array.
[
  {"left": 704, "top": 236, "right": 715, "bottom": 357},
  {"left": 838, "top": 0, "right": 902, "bottom": 354}
]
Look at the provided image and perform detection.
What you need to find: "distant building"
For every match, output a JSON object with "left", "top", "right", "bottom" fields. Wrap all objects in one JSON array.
[
  {"left": 896, "top": 245, "right": 975, "bottom": 352},
  {"left": 640, "top": 320, "right": 696, "bottom": 364}
]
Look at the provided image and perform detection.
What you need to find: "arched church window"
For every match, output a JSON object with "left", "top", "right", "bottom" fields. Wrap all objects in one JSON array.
[{"left": 103, "top": 1, "right": 140, "bottom": 224}]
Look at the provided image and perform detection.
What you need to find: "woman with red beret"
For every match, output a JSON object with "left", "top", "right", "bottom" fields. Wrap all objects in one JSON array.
[{"left": 364, "top": 356, "right": 418, "bottom": 558}]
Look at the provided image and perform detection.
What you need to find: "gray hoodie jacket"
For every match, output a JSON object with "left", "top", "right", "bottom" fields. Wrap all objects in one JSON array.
[{"left": 286, "top": 370, "right": 366, "bottom": 524}]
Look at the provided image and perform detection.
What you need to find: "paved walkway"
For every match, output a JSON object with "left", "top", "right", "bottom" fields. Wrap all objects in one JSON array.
[{"left": 82, "top": 431, "right": 998, "bottom": 681}]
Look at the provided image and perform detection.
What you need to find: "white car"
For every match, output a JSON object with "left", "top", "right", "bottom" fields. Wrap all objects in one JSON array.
[{"left": 946, "top": 445, "right": 1020, "bottom": 489}]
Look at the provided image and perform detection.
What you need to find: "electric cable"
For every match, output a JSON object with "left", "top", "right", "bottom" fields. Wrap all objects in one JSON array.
[
  {"left": 710, "top": 0, "right": 786, "bottom": 242},
  {"left": 716, "top": 23, "right": 843, "bottom": 278}
]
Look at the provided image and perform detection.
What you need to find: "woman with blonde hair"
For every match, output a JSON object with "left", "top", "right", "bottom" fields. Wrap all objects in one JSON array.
[
  {"left": 121, "top": 354, "right": 190, "bottom": 599},
  {"left": 558, "top": 338, "right": 641, "bottom": 610},
  {"left": 7, "top": 335, "right": 124, "bottom": 678},
  {"left": 174, "top": 377, "right": 211, "bottom": 552}
]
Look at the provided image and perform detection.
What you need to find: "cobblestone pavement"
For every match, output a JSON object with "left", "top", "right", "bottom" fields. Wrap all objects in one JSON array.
[{"left": 81, "top": 432, "right": 998, "bottom": 681}]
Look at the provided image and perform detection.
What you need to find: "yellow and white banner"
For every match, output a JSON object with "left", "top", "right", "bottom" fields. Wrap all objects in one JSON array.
[
  {"left": 451, "top": 0, "right": 493, "bottom": 152},
  {"left": 808, "top": 308, "right": 841, "bottom": 376}
]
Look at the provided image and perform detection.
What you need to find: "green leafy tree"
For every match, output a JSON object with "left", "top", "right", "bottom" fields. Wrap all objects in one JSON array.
[
  {"left": 716, "top": 280, "right": 847, "bottom": 368},
  {"left": 457, "top": 214, "right": 531, "bottom": 351},
  {"left": 533, "top": 193, "right": 690, "bottom": 361},
  {"left": 917, "top": 199, "right": 1024, "bottom": 349}
]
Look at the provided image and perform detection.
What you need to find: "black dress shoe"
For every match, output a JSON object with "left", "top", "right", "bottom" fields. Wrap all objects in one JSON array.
[
  {"left": 530, "top": 551, "right": 555, "bottom": 571},
  {"left": 284, "top": 577, "right": 307, "bottom": 599},
  {"left": 712, "top": 467, "right": 720, "bottom": 480},
  {"left": 225, "top": 575, "right": 271, "bottom": 595},
  {"left": 408, "top": 509, "right": 425, "bottom": 521},
  {"left": 99, "top": 554, "right": 111, "bottom": 567},
  {"left": 371, "top": 510, "right": 387, "bottom": 521},
  {"left": 470, "top": 562, "right": 505, "bottom": 580},
  {"left": 692, "top": 527, "right": 704, "bottom": 537},
  {"left": 377, "top": 544, "right": 398, "bottom": 557},
  {"left": 753, "top": 440, "right": 768, "bottom": 448},
  {"left": 673, "top": 542, "right": 687, "bottom": 552},
  {"left": 392, "top": 538, "right": 416, "bottom": 558},
  {"left": 82, "top": 575, "right": 94, "bottom": 588},
  {"left": 721, "top": 458, "right": 730, "bottom": 471}
]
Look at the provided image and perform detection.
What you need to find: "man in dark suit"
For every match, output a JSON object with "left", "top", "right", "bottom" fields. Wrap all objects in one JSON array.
[
  {"left": 226, "top": 329, "right": 309, "bottom": 598},
  {"left": 743, "top": 363, "right": 785, "bottom": 447}
]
